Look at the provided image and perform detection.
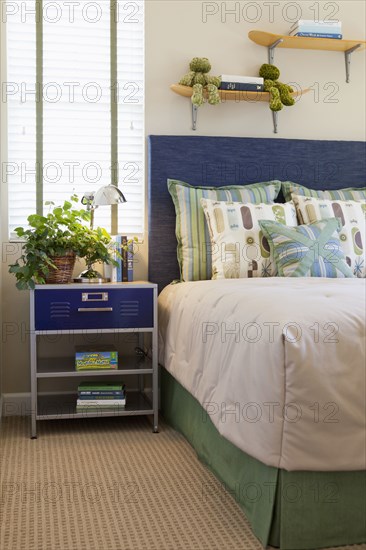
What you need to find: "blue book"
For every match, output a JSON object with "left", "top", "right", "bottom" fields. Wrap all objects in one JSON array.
[
  {"left": 290, "top": 26, "right": 341, "bottom": 34},
  {"left": 290, "top": 24, "right": 342, "bottom": 35},
  {"left": 127, "top": 246, "right": 134, "bottom": 282},
  {"left": 220, "top": 82, "right": 264, "bottom": 92},
  {"left": 294, "top": 32, "right": 342, "bottom": 39},
  {"left": 78, "top": 393, "right": 125, "bottom": 400}
]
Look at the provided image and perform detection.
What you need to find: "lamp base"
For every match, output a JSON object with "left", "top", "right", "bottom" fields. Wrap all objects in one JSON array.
[
  {"left": 73, "top": 267, "right": 110, "bottom": 284},
  {"left": 73, "top": 276, "right": 111, "bottom": 284}
]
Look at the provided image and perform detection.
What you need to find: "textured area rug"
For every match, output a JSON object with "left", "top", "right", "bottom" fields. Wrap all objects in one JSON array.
[{"left": 1, "top": 416, "right": 365, "bottom": 550}]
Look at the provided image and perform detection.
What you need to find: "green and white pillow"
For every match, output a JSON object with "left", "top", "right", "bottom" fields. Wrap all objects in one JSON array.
[
  {"left": 200, "top": 198, "right": 297, "bottom": 279},
  {"left": 282, "top": 181, "right": 366, "bottom": 202},
  {"left": 293, "top": 194, "right": 366, "bottom": 278},
  {"left": 259, "top": 218, "right": 354, "bottom": 278},
  {"left": 168, "top": 179, "right": 282, "bottom": 281}
]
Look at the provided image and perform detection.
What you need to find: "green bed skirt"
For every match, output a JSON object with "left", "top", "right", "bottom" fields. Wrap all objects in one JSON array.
[{"left": 161, "top": 368, "right": 366, "bottom": 549}]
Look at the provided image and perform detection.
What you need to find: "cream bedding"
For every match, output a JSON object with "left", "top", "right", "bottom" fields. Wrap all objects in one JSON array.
[{"left": 158, "top": 278, "right": 366, "bottom": 471}]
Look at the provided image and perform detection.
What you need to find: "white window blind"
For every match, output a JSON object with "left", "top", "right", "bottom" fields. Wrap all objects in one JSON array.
[
  {"left": 7, "top": 0, "right": 37, "bottom": 229},
  {"left": 6, "top": 0, "right": 144, "bottom": 236},
  {"left": 117, "top": 2, "right": 144, "bottom": 234}
]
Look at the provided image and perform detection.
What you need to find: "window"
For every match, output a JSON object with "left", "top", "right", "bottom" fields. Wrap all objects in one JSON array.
[{"left": 5, "top": 0, "right": 144, "bottom": 236}]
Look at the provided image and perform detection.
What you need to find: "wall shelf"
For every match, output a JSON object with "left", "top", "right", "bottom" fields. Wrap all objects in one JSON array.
[
  {"left": 170, "top": 84, "right": 310, "bottom": 133},
  {"left": 248, "top": 30, "right": 366, "bottom": 82}
]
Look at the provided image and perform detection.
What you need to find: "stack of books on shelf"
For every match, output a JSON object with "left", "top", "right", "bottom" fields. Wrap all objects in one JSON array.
[
  {"left": 75, "top": 346, "right": 118, "bottom": 371},
  {"left": 289, "top": 19, "right": 342, "bottom": 39},
  {"left": 76, "top": 382, "right": 126, "bottom": 413},
  {"left": 219, "top": 75, "right": 264, "bottom": 92}
]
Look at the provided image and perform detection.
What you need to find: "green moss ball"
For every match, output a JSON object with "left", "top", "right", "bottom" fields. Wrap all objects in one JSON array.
[
  {"left": 259, "top": 64, "right": 280, "bottom": 80},
  {"left": 190, "top": 57, "right": 212, "bottom": 73}
]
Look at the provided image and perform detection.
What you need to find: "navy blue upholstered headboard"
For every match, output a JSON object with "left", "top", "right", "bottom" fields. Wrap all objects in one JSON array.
[{"left": 148, "top": 135, "right": 366, "bottom": 291}]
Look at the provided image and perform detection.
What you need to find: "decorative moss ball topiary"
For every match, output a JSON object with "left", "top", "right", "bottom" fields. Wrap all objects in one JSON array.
[
  {"left": 259, "top": 63, "right": 295, "bottom": 112},
  {"left": 179, "top": 57, "right": 221, "bottom": 107},
  {"left": 259, "top": 64, "right": 280, "bottom": 81}
]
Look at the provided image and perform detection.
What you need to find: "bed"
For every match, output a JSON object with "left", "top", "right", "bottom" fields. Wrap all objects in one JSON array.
[{"left": 148, "top": 135, "right": 366, "bottom": 549}]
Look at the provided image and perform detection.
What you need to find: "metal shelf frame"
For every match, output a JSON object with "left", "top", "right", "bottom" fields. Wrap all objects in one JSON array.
[{"left": 29, "top": 283, "right": 159, "bottom": 438}]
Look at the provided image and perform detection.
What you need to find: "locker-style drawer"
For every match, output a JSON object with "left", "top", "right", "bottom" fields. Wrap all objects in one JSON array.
[{"left": 34, "top": 288, "right": 154, "bottom": 330}]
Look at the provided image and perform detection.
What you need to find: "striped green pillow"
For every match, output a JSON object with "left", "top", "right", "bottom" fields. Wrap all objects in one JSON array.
[
  {"left": 282, "top": 182, "right": 366, "bottom": 202},
  {"left": 259, "top": 218, "right": 355, "bottom": 278},
  {"left": 168, "top": 179, "right": 281, "bottom": 281}
]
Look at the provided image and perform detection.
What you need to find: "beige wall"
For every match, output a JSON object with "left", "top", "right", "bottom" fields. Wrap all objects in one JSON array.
[
  {"left": 145, "top": 0, "right": 365, "bottom": 139},
  {"left": 1, "top": 0, "right": 366, "bottom": 394}
]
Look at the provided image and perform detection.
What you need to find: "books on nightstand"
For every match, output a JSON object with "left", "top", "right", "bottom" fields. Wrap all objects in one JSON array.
[
  {"left": 76, "top": 382, "right": 126, "bottom": 412},
  {"left": 109, "top": 236, "right": 134, "bottom": 282},
  {"left": 289, "top": 20, "right": 342, "bottom": 39}
]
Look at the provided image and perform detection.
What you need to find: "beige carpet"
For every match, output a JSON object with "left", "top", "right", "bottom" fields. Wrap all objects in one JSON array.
[{"left": 0, "top": 416, "right": 365, "bottom": 550}]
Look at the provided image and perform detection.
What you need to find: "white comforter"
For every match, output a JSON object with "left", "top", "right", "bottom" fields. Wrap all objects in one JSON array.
[{"left": 159, "top": 278, "right": 366, "bottom": 471}]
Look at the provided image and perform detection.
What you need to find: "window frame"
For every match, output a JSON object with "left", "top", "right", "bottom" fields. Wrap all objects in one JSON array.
[{"left": 4, "top": 0, "right": 145, "bottom": 241}]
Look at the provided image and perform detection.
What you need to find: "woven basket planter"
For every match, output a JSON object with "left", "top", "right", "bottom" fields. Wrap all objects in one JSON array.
[{"left": 44, "top": 251, "right": 76, "bottom": 284}]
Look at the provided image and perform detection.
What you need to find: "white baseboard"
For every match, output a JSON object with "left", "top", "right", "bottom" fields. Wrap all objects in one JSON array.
[{"left": 2, "top": 393, "right": 31, "bottom": 416}]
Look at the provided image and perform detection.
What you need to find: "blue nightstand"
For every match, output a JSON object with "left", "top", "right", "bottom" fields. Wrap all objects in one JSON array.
[{"left": 29, "top": 282, "right": 158, "bottom": 438}]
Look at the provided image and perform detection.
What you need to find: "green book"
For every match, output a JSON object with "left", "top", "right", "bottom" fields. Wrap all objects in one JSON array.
[
  {"left": 76, "top": 405, "right": 126, "bottom": 412},
  {"left": 78, "top": 382, "right": 125, "bottom": 391}
]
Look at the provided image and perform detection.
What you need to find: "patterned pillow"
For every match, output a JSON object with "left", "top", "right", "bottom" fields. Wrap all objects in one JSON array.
[
  {"left": 293, "top": 194, "right": 366, "bottom": 278},
  {"left": 168, "top": 179, "right": 282, "bottom": 281},
  {"left": 200, "top": 199, "right": 297, "bottom": 279},
  {"left": 259, "top": 218, "right": 354, "bottom": 278},
  {"left": 282, "top": 181, "right": 366, "bottom": 202}
]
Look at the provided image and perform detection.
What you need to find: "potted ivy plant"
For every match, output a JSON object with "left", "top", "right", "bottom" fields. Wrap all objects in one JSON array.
[{"left": 9, "top": 195, "right": 117, "bottom": 290}]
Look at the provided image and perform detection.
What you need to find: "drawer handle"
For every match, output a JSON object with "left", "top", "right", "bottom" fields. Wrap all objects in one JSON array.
[
  {"left": 82, "top": 292, "right": 109, "bottom": 302},
  {"left": 77, "top": 307, "right": 113, "bottom": 313}
]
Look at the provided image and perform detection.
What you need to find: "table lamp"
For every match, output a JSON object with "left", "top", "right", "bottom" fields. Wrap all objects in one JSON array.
[{"left": 74, "top": 184, "right": 127, "bottom": 283}]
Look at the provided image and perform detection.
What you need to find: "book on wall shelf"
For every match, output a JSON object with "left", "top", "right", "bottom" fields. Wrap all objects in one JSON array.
[
  {"left": 289, "top": 19, "right": 342, "bottom": 39},
  {"left": 219, "top": 75, "right": 264, "bottom": 91},
  {"left": 220, "top": 75, "right": 264, "bottom": 84},
  {"left": 291, "top": 33, "right": 342, "bottom": 39},
  {"left": 220, "top": 82, "right": 264, "bottom": 91}
]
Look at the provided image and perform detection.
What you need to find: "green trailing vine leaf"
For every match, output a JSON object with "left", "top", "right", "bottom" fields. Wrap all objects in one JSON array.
[{"left": 8, "top": 196, "right": 121, "bottom": 290}]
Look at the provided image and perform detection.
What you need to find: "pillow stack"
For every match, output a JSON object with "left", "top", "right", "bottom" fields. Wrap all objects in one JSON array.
[
  {"left": 168, "top": 179, "right": 281, "bottom": 281},
  {"left": 168, "top": 179, "right": 365, "bottom": 280}
]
